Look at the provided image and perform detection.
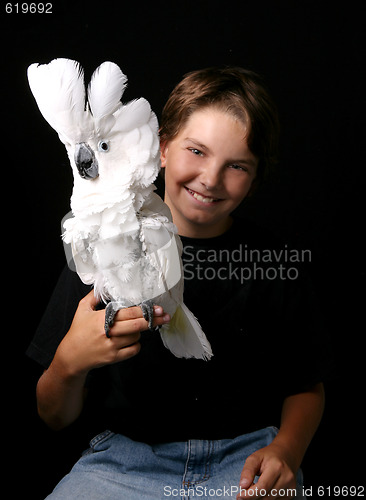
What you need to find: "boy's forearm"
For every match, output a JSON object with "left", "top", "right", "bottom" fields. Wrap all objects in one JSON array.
[
  {"left": 272, "top": 383, "right": 325, "bottom": 472},
  {"left": 36, "top": 354, "right": 88, "bottom": 430}
]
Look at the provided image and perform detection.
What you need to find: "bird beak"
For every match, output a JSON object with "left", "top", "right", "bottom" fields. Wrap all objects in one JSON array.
[{"left": 74, "top": 143, "right": 99, "bottom": 180}]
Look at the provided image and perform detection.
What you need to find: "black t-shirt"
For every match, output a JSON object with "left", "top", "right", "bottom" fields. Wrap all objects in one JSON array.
[{"left": 27, "top": 217, "right": 333, "bottom": 443}]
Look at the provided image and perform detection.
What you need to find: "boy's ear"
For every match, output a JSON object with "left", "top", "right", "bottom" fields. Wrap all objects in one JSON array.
[{"left": 160, "top": 140, "right": 168, "bottom": 168}]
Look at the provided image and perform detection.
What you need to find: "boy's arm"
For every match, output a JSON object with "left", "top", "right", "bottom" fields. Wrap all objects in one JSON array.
[
  {"left": 36, "top": 361, "right": 88, "bottom": 431},
  {"left": 238, "top": 383, "right": 325, "bottom": 498},
  {"left": 36, "top": 290, "right": 170, "bottom": 430}
]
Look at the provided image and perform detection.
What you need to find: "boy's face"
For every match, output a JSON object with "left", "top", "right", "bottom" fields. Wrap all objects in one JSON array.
[{"left": 161, "top": 107, "right": 258, "bottom": 238}]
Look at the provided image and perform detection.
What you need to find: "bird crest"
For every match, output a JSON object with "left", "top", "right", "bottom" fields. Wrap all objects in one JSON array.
[{"left": 28, "top": 58, "right": 160, "bottom": 214}]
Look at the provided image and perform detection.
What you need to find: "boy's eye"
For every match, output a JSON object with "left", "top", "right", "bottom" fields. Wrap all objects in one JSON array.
[
  {"left": 229, "top": 164, "right": 248, "bottom": 172},
  {"left": 188, "top": 148, "right": 204, "bottom": 157}
]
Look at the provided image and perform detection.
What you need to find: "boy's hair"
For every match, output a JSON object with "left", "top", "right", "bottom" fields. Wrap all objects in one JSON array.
[{"left": 159, "top": 67, "right": 280, "bottom": 190}]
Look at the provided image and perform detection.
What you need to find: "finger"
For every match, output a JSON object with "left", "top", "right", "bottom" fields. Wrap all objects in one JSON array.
[
  {"left": 114, "top": 341, "right": 142, "bottom": 362},
  {"left": 259, "top": 467, "right": 296, "bottom": 499},
  {"left": 237, "top": 484, "right": 255, "bottom": 500},
  {"left": 242, "top": 467, "right": 281, "bottom": 499},
  {"left": 110, "top": 310, "right": 170, "bottom": 336},
  {"left": 240, "top": 454, "right": 262, "bottom": 490},
  {"left": 114, "top": 305, "right": 164, "bottom": 322},
  {"left": 118, "top": 315, "right": 170, "bottom": 335},
  {"left": 79, "top": 289, "right": 100, "bottom": 311},
  {"left": 110, "top": 329, "right": 141, "bottom": 345}
]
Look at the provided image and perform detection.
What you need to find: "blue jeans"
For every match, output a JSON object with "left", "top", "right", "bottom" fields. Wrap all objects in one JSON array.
[{"left": 46, "top": 427, "right": 305, "bottom": 499}]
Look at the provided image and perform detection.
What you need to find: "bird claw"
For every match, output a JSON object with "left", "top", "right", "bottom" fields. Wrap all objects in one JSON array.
[
  {"left": 105, "top": 302, "right": 116, "bottom": 338},
  {"left": 140, "top": 299, "right": 155, "bottom": 331},
  {"left": 105, "top": 300, "right": 128, "bottom": 337},
  {"left": 105, "top": 299, "right": 156, "bottom": 337}
]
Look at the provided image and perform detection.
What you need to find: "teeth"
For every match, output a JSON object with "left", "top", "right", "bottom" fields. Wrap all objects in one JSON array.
[{"left": 188, "top": 188, "right": 218, "bottom": 203}]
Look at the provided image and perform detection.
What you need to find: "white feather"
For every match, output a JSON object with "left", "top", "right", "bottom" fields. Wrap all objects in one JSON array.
[
  {"left": 160, "top": 304, "right": 213, "bottom": 360},
  {"left": 112, "top": 98, "right": 153, "bottom": 134},
  {"left": 88, "top": 62, "right": 127, "bottom": 119},
  {"left": 28, "top": 58, "right": 86, "bottom": 142}
]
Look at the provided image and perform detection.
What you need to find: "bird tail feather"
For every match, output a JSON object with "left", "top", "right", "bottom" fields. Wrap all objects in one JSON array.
[{"left": 160, "top": 304, "right": 213, "bottom": 361}]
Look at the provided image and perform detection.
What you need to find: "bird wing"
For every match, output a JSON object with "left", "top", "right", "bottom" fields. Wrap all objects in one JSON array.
[{"left": 138, "top": 192, "right": 213, "bottom": 360}]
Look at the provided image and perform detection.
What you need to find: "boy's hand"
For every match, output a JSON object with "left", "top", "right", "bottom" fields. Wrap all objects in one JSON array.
[
  {"left": 237, "top": 442, "right": 297, "bottom": 499},
  {"left": 55, "top": 290, "right": 170, "bottom": 377}
]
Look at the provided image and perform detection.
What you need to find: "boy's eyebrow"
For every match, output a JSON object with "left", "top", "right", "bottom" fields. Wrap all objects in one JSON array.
[
  {"left": 234, "top": 157, "right": 257, "bottom": 168},
  {"left": 184, "top": 138, "right": 209, "bottom": 152},
  {"left": 184, "top": 137, "right": 257, "bottom": 168}
]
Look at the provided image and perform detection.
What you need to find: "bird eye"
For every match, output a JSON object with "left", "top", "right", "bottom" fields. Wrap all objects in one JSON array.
[{"left": 98, "top": 140, "right": 110, "bottom": 152}]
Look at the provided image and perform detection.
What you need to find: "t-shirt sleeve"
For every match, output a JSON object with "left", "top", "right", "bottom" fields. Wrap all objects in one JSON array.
[{"left": 26, "top": 265, "right": 92, "bottom": 368}]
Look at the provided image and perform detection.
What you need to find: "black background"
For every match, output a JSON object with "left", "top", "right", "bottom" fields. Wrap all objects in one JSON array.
[{"left": 2, "top": 1, "right": 365, "bottom": 497}]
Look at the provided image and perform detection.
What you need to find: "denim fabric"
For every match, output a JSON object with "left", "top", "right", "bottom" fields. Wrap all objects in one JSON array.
[{"left": 46, "top": 427, "right": 305, "bottom": 499}]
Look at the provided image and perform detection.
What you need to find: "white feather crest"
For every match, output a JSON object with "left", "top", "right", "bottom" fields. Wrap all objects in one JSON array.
[
  {"left": 27, "top": 58, "right": 85, "bottom": 137},
  {"left": 87, "top": 61, "right": 127, "bottom": 119},
  {"left": 112, "top": 98, "right": 153, "bottom": 134}
]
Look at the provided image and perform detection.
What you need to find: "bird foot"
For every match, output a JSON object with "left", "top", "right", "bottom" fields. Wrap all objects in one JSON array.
[
  {"left": 105, "top": 300, "right": 129, "bottom": 338},
  {"left": 104, "top": 299, "right": 156, "bottom": 337},
  {"left": 139, "top": 299, "right": 155, "bottom": 331}
]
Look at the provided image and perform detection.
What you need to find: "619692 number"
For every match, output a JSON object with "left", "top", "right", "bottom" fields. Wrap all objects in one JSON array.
[{"left": 5, "top": 3, "right": 52, "bottom": 13}]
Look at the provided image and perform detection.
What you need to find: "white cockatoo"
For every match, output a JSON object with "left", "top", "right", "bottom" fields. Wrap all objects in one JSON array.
[{"left": 28, "top": 58, "right": 212, "bottom": 360}]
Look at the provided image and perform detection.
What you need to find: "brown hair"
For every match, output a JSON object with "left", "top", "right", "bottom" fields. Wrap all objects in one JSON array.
[{"left": 159, "top": 67, "right": 280, "bottom": 189}]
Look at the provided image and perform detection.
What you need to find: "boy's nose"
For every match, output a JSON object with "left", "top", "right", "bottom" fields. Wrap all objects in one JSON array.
[{"left": 199, "top": 164, "right": 223, "bottom": 191}]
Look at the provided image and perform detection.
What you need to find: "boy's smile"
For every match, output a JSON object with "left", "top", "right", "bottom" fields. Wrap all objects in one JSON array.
[
  {"left": 184, "top": 186, "right": 222, "bottom": 204},
  {"left": 161, "top": 107, "right": 258, "bottom": 238}
]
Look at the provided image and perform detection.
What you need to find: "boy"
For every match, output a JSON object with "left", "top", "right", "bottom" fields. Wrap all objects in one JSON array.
[{"left": 27, "top": 67, "right": 330, "bottom": 499}]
